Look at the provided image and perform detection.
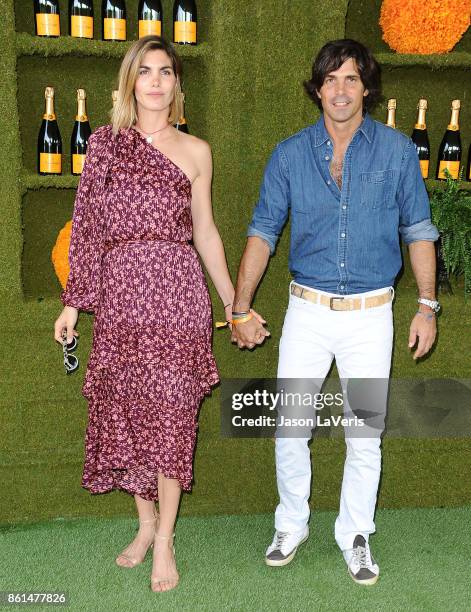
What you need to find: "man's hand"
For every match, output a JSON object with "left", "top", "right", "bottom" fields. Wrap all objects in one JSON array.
[
  {"left": 408, "top": 309, "right": 437, "bottom": 360},
  {"left": 231, "top": 309, "right": 270, "bottom": 349}
]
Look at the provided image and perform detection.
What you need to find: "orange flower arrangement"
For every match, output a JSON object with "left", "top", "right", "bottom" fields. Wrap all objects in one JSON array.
[
  {"left": 51, "top": 220, "right": 72, "bottom": 289},
  {"left": 380, "top": 0, "right": 470, "bottom": 54}
]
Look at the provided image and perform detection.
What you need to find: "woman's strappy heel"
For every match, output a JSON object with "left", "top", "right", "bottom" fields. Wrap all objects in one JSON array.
[
  {"left": 150, "top": 533, "right": 180, "bottom": 592},
  {"left": 115, "top": 513, "right": 159, "bottom": 568}
]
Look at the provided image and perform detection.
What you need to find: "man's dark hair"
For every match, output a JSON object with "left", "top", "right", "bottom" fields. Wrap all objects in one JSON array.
[{"left": 303, "top": 39, "right": 382, "bottom": 113}]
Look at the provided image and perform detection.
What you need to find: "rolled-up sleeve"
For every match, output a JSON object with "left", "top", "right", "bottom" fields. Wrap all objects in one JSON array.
[
  {"left": 398, "top": 139, "right": 439, "bottom": 245},
  {"left": 247, "top": 144, "right": 290, "bottom": 255},
  {"left": 60, "top": 133, "right": 105, "bottom": 313}
]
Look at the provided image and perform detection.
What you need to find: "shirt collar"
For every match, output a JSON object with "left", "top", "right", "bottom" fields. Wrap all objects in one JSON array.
[{"left": 312, "top": 112, "right": 373, "bottom": 146}]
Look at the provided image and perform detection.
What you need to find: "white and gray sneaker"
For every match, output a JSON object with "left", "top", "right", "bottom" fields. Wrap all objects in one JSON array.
[
  {"left": 343, "top": 534, "right": 380, "bottom": 585},
  {"left": 265, "top": 526, "right": 309, "bottom": 567}
]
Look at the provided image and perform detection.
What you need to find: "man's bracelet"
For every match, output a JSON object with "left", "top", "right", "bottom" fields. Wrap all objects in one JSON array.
[
  {"left": 215, "top": 312, "right": 254, "bottom": 329},
  {"left": 231, "top": 313, "right": 254, "bottom": 325},
  {"left": 232, "top": 310, "right": 251, "bottom": 318},
  {"left": 416, "top": 310, "right": 435, "bottom": 321}
]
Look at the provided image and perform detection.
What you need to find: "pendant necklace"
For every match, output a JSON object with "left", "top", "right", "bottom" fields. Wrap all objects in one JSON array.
[{"left": 135, "top": 122, "right": 170, "bottom": 144}]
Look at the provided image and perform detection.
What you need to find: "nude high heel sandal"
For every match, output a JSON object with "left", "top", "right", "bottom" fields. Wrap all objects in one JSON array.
[
  {"left": 115, "top": 514, "right": 159, "bottom": 568},
  {"left": 150, "top": 533, "right": 180, "bottom": 592}
]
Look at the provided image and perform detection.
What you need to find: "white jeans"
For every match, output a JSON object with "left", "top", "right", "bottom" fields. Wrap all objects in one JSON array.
[{"left": 274, "top": 281, "right": 394, "bottom": 552}]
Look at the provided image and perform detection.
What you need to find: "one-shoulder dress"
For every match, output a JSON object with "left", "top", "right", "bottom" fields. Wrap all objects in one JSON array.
[{"left": 61, "top": 124, "right": 220, "bottom": 501}]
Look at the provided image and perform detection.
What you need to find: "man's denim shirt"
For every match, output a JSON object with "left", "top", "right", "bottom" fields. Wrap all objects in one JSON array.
[{"left": 247, "top": 113, "right": 439, "bottom": 294}]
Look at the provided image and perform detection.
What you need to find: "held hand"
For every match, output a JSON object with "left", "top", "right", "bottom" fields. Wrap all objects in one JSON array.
[
  {"left": 54, "top": 306, "right": 79, "bottom": 345},
  {"left": 231, "top": 309, "right": 270, "bottom": 350},
  {"left": 408, "top": 311, "right": 437, "bottom": 360}
]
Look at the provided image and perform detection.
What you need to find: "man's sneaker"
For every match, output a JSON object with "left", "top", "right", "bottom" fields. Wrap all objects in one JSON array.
[
  {"left": 343, "top": 534, "right": 380, "bottom": 585},
  {"left": 265, "top": 526, "right": 309, "bottom": 567}
]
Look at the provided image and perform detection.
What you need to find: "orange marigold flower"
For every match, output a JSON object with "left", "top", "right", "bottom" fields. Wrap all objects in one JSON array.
[
  {"left": 380, "top": 0, "right": 470, "bottom": 54},
  {"left": 51, "top": 220, "right": 73, "bottom": 289}
]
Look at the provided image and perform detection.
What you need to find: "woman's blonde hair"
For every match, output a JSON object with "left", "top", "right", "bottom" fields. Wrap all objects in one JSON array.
[{"left": 110, "top": 35, "right": 184, "bottom": 137}]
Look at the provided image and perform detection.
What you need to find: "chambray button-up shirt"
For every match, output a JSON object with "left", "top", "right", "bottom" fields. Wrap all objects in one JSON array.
[{"left": 247, "top": 113, "right": 439, "bottom": 294}]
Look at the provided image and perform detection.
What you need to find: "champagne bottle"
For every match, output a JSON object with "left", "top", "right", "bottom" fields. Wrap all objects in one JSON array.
[
  {"left": 138, "top": 0, "right": 163, "bottom": 38},
  {"left": 386, "top": 99, "right": 396, "bottom": 129},
  {"left": 467, "top": 144, "right": 471, "bottom": 182},
  {"left": 411, "top": 99, "right": 430, "bottom": 179},
  {"left": 173, "top": 0, "right": 197, "bottom": 45},
  {"left": 174, "top": 92, "right": 189, "bottom": 132},
  {"left": 69, "top": 0, "right": 94, "bottom": 39},
  {"left": 71, "top": 89, "right": 92, "bottom": 176},
  {"left": 437, "top": 100, "right": 461, "bottom": 180},
  {"left": 102, "top": 0, "right": 126, "bottom": 41},
  {"left": 34, "top": 0, "right": 60, "bottom": 37},
  {"left": 38, "top": 87, "right": 62, "bottom": 175}
]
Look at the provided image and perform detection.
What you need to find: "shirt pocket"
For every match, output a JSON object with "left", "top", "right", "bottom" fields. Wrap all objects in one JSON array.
[{"left": 360, "top": 169, "right": 395, "bottom": 210}]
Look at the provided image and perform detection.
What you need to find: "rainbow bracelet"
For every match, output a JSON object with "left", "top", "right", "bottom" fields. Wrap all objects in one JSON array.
[{"left": 215, "top": 312, "right": 254, "bottom": 329}]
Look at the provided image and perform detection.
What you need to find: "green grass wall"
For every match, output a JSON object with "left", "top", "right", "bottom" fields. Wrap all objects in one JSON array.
[{"left": 0, "top": 0, "right": 469, "bottom": 524}]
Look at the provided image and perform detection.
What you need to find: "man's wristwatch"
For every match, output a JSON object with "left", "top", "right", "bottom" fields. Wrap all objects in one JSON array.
[{"left": 417, "top": 298, "right": 441, "bottom": 313}]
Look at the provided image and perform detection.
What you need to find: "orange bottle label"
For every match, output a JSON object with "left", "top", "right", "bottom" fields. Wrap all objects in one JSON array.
[
  {"left": 174, "top": 21, "right": 196, "bottom": 43},
  {"left": 36, "top": 13, "right": 60, "bottom": 36},
  {"left": 71, "top": 15, "right": 93, "bottom": 38},
  {"left": 40, "top": 153, "right": 62, "bottom": 174},
  {"left": 72, "top": 154, "right": 86, "bottom": 174},
  {"left": 104, "top": 18, "right": 126, "bottom": 40},
  {"left": 438, "top": 160, "right": 460, "bottom": 179},
  {"left": 139, "top": 20, "right": 162, "bottom": 38},
  {"left": 419, "top": 160, "right": 429, "bottom": 179}
]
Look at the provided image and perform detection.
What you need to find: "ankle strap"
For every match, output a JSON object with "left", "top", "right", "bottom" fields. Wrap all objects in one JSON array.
[
  {"left": 140, "top": 516, "right": 158, "bottom": 525},
  {"left": 155, "top": 533, "right": 175, "bottom": 540}
]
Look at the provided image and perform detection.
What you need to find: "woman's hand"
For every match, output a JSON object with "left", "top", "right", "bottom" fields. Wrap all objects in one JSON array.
[{"left": 54, "top": 306, "right": 80, "bottom": 344}]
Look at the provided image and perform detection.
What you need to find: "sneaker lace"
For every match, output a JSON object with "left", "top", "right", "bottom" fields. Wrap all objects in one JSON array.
[
  {"left": 275, "top": 532, "right": 289, "bottom": 548},
  {"left": 353, "top": 544, "right": 372, "bottom": 568}
]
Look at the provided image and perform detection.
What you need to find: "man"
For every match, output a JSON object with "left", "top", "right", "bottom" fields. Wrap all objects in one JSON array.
[{"left": 230, "top": 39, "right": 439, "bottom": 585}]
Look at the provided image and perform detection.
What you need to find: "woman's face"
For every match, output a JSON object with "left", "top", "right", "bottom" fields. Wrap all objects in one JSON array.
[{"left": 134, "top": 49, "right": 177, "bottom": 116}]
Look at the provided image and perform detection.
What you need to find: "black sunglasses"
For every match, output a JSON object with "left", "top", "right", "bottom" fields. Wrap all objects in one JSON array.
[{"left": 62, "top": 332, "right": 79, "bottom": 374}]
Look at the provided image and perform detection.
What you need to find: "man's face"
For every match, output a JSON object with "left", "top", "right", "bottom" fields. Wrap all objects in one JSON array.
[{"left": 316, "top": 58, "right": 368, "bottom": 125}]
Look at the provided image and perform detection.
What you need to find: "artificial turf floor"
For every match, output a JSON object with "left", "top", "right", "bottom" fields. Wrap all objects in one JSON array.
[{"left": 1, "top": 505, "right": 469, "bottom": 611}]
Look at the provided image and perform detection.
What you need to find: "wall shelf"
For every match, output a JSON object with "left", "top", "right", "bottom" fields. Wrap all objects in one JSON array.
[
  {"left": 21, "top": 170, "right": 79, "bottom": 191},
  {"left": 16, "top": 32, "right": 210, "bottom": 60},
  {"left": 376, "top": 52, "right": 471, "bottom": 70}
]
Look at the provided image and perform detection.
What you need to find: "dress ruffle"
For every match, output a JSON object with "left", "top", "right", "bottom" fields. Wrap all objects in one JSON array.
[{"left": 82, "top": 323, "right": 219, "bottom": 404}]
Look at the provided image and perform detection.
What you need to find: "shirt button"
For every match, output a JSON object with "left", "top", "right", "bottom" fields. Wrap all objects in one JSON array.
[
  {"left": 342, "top": 205, "right": 347, "bottom": 210},
  {"left": 327, "top": 180, "right": 331, "bottom": 185},
  {"left": 340, "top": 285, "right": 345, "bottom": 289},
  {"left": 341, "top": 232, "right": 346, "bottom": 238},
  {"left": 325, "top": 156, "right": 330, "bottom": 161},
  {"left": 340, "top": 262, "right": 345, "bottom": 267},
  {"left": 327, "top": 140, "right": 331, "bottom": 146}
]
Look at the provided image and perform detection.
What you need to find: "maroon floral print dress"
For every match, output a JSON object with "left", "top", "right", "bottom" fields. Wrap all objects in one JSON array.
[{"left": 61, "top": 124, "right": 220, "bottom": 501}]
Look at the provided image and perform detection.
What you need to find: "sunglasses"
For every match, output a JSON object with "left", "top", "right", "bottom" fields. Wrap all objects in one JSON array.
[{"left": 62, "top": 332, "right": 79, "bottom": 374}]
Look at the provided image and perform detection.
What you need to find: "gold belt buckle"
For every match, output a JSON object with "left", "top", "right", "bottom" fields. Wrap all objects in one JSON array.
[{"left": 330, "top": 297, "right": 344, "bottom": 310}]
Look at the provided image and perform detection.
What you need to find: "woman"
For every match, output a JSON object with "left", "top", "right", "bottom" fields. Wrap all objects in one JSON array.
[{"left": 54, "top": 36, "right": 239, "bottom": 592}]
